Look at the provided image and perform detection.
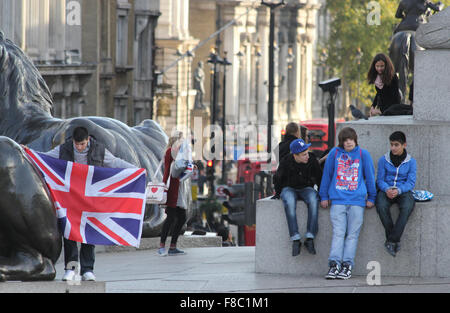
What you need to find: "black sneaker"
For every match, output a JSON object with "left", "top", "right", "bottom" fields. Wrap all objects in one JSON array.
[
  {"left": 304, "top": 238, "right": 316, "bottom": 255},
  {"left": 395, "top": 242, "right": 401, "bottom": 253},
  {"left": 292, "top": 240, "right": 301, "bottom": 257},
  {"left": 385, "top": 241, "right": 396, "bottom": 257},
  {"left": 325, "top": 261, "right": 341, "bottom": 279},
  {"left": 336, "top": 262, "right": 352, "bottom": 280}
]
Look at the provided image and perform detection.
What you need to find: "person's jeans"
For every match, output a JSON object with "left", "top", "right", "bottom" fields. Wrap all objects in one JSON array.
[
  {"left": 280, "top": 186, "right": 319, "bottom": 241},
  {"left": 375, "top": 190, "right": 415, "bottom": 243},
  {"left": 63, "top": 238, "right": 95, "bottom": 275},
  {"left": 328, "top": 204, "right": 364, "bottom": 267}
]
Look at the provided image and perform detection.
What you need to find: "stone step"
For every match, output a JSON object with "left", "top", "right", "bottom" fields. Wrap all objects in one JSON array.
[
  {"left": 94, "top": 233, "right": 223, "bottom": 253},
  {"left": 0, "top": 281, "right": 105, "bottom": 293}
]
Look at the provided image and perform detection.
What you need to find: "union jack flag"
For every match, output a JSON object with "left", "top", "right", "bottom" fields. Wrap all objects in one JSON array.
[{"left": 25, "top": 147, "right": 147, "bottom": 248}]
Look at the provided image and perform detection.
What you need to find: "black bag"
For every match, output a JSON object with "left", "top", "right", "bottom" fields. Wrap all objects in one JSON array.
[{"left": 382, "top": 103, "right": 413, "bottom": 116}]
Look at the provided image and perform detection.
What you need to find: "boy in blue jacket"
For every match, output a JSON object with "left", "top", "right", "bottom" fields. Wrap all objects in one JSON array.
[
  {"left": 319, "top": 127, "right": 376, "bottom": 280},
  {"left": 376, "top": 131, "right": 416, "bottom": 257}
]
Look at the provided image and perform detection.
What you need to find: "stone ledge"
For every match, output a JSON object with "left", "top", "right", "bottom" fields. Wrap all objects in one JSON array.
[
  {"left": 255, "top": 197, "right": 450, "bottom": 277},
  {"left": 0, "top": 281, "right": 105, "bottom": 293},
  {"left": 95, "top": 234, "right": 223, "bottom": 253}
]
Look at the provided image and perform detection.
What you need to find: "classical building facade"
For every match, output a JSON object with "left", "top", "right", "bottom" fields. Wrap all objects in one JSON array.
[
  {"left": 0, "top": 0, "right": 160, "bottom": 126},
  {"left": 187, "top": 0, "right": 321, "bottom": 144},
  {"left": 153, "top": 0, "right": 199, "bottom": 134}
]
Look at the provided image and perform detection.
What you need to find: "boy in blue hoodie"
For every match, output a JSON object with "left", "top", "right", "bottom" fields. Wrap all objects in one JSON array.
[
  {"left": 319, "top": 127, "right": 376, "bottom": 280},
  {"left": 376, "top": 131, "right": 416, "bottom": 257}
]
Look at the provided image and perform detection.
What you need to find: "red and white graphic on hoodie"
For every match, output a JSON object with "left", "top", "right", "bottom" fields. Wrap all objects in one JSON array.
[{"left": 336, "top": 153, "right": 360, "bottom": 191}]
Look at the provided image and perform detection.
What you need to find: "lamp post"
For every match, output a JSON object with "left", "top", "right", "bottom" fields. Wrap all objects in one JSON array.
[
  {"left": 207, "top": 50, "right": 224, "bottom": 197},
  {"left": 186, "top": 50, "right": 194, "bottom": 130},
  {"left": 261, "top": 0, "right": 286, "bottom": 163},
  {"left": 355, "top": 47, "right": 363, "bottom": 110},
  {"left": 286, "top": 46, "right": 294, "bottom": 117},
  {"left": 221, "top": 52, "right": 232, "bottom": 182}
]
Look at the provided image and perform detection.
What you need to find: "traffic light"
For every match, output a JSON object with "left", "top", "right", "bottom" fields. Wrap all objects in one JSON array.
[{"left": 206, "top": 160, "right": 214, "bottom": 178}]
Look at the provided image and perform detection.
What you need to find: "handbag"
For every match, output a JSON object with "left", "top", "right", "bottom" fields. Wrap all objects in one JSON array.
[
  {"left": 412, "top": 190, "right": 434, "bottom": 202},
  {"left": 146, "top": 158, "right": 171, "bottom": 204}
]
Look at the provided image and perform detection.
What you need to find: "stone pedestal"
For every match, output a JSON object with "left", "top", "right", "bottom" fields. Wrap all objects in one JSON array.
[
  {"left": 414, "top": 49, "right": 450, "bottom": 121},
  {"left": 255, "top": 46, "right": 450, "bottom": 278},
  {"left": 190, "top": 108, "right": 210, "bottom": 130},
  {"left": 256, "top": 197, "right": 450, "bottom": 277},
  {"left": 340, "top": 116, "right": 449, "bottom": 196}
]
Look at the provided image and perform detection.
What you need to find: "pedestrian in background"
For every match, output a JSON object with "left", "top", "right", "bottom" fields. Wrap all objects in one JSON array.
[{"left": 158, "top": 131, "right": 190, "bottom": 256}]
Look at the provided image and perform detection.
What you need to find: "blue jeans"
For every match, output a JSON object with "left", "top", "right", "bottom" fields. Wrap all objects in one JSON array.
[
  {"left": 375, "top": 190, "right": 415, "bottom": 243},
  {"left": 328, "top": 204, "right": 364, "bottom": 267},
  {"left": 280, "top": 187, "right": 319, "bottom": 241}
]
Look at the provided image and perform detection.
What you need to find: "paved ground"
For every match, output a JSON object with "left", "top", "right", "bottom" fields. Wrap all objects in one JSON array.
[{"left": 54, "top": 246, "right": 450, "bottom": 293}]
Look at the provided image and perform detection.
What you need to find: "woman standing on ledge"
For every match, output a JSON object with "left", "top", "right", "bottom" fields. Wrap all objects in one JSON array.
[{"left": 367, "top": 53, "right": 401, "bottom": 117}]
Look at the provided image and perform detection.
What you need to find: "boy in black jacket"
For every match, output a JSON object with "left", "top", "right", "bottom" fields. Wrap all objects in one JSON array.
[{"left": 273, "top": 139, "right": 322, "bottom": 256}]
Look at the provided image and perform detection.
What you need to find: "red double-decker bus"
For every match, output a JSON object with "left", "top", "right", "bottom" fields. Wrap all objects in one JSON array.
[{"left": 301, "top": 118, "right": 344, "bottom": 157}]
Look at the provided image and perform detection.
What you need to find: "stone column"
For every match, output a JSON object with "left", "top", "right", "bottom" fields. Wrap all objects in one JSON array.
[
  {"left": 256, "top": 6, "right": 269, "bottom": 123},
  {"left": 221, "top": 3, "right": 243, "bottom": 123},
  {"left": 49, "top": 0, "right": 66, "bottom": 62}
]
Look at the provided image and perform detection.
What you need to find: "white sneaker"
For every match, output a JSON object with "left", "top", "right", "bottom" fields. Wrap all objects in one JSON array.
[
  {"left": 81, "top": 272, "right": 96, "bottom": 281},
  {"left": 62, "top": 269, "right": 76, "bottom": 281}
]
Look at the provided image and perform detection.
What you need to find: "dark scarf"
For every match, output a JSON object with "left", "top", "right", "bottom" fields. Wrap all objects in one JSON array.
[{"left": 390, "top": 150, "right": 407, "bottom": 167}]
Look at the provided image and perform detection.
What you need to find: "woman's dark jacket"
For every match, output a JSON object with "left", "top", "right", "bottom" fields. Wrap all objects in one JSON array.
[{"left": 372, "top": 75, "right": 401, "bottom": 114}]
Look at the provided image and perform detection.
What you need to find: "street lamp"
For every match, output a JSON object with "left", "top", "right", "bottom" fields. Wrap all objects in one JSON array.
[
  {"left": 186, "top": 50, "right": 194, "bottom": 130},
  {"left": 207, "top": 50, "right": 224, "bottom": 196},
  {"left": 355, "top": 47, "right": 363, "bottom": 110},
  {"left": 261, "top": 0, "right": 286, "bottom": 163},
  {"left": 221, "top": 52, "right": 232, "bottom": 182},
  {"left": 286, "top": 46, "right": 294, "bottom": 117}
]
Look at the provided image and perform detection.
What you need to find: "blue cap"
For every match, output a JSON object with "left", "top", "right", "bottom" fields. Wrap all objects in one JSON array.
[{"left": 290, "top": 139, "right": 311, "bottom": 154}]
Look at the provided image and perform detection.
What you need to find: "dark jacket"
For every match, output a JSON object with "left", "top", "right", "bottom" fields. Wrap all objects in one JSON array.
[
  {"left": 274, "top": 134, "right": 298, "bottom": 163},
  {"left": 372, "top": 75, "right": 401, "bottom": 114},
  {"left": 59, "top": 137, "right": 105, "bottom": 166},
  {"left": 163, "top": 147, "right": 181, "bottom": 209},
  {"left": 273, "top": 152, "right": 322, "bottom": 196}
]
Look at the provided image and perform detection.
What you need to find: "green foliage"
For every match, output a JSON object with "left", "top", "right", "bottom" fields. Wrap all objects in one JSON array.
[
  {"left": 199, "top": 196, "right": 222, "bottom": 221},
  {"left": 321, "top": 0, "right": 450, "bottom": 110}
]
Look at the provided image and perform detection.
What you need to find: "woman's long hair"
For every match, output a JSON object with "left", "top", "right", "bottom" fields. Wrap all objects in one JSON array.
[
  {"left": 166, "top": 130, "right": 183, "bottom": 150},
  {"left": 367, "top": 53, "right": 396, "bottom": 85}
]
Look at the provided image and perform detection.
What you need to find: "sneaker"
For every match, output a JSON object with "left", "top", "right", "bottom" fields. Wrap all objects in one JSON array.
[
  {"left": 325, "top": 261, "right": 341, "bottom": 279},
  {"left": 292, "top": 240, "right": 301, "bottom": 257},
  {"left": 385, "top": 241, "right": 396, "bottom": 257},
  {"left": 336, "top": 263, "right": 352, "bottom": 280},
  {"left": 168, "top": 248, "right": 186, "bottom": 256},
  {"left": 304, "top": 238, "right": 316, "bottom": 255},
  {"left": 62, "top": 269, "right": 76, "bottom": 281},
  {"left": 81, "top": 272, "right": 96, "bottom": 281},
  {"left": 158, "top": 247, "right": 167, "bottom": 257},
  {"left": 395, "top": 242, "right": 401, "bottom": 253}
]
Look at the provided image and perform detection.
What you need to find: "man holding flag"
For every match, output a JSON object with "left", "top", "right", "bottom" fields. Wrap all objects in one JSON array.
[{"left": 29, "top": 126, "right": 143, "bottom": 282}]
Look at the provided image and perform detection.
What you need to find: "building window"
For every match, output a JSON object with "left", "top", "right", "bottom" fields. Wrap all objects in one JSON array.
[{"left": 116, "top": 1, "right": 130, "bottom": 67}]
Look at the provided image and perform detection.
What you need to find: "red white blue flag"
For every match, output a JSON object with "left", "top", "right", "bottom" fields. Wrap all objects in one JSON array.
[{"left": 25, "top": 148, "right": 146, "bottom": 248}]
